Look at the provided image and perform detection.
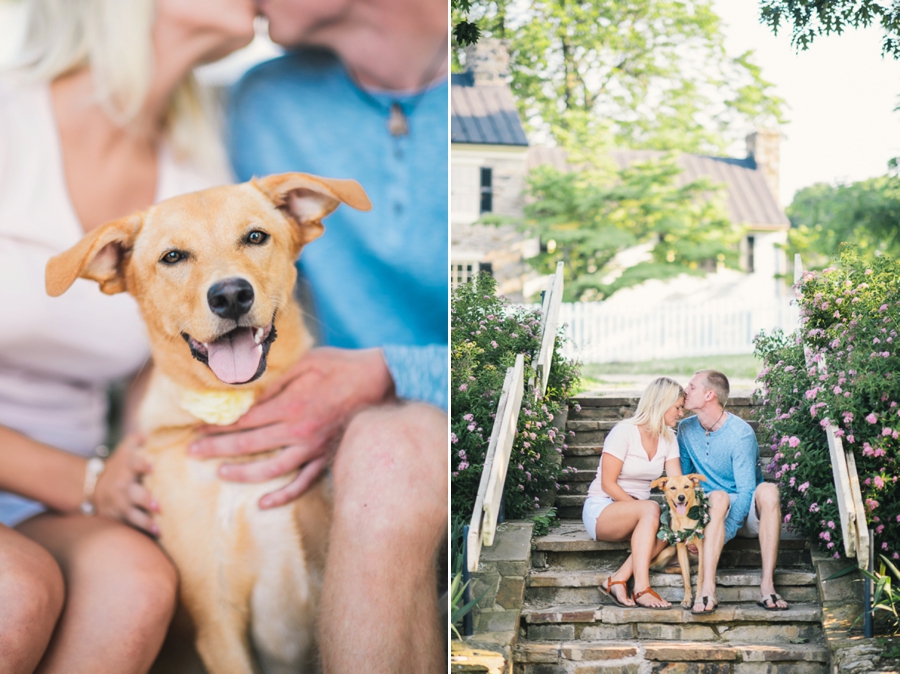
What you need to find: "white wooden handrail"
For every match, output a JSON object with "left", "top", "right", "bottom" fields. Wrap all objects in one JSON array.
[
  {"left": 794, "top": 254, "right": 869, "bottom": 569},
  {"left": 466, "top": 267, "right": 565, "bottom": 572},
  {"left": 535, "top": 261, "right": 564, "bottom": 396},
  {"left": 467, "top": 354, "right": 525, "bottom": 572}
]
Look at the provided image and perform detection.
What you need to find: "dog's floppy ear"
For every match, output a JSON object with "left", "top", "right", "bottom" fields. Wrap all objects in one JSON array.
[
  {"left": 686, "top": 473, "right": 707, "bottom": 485},
  {"left": 651, "top": 477, "right": 669, "bottom": 490},
  {"left": 253, "top": 173, "right": 372, "bottom": 248},
  {"left": 46, "top": 214, "right": 143, "bottom": 297}
]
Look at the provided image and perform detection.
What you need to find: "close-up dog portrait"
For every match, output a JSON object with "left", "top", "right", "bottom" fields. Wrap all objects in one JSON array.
[{"left": 45, "top": 174, "right": 368, "bottom": 673}]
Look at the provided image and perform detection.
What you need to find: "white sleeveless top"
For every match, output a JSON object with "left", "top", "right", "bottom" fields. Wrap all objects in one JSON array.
[
  {"left": 587, "top": 422, "right": 679, "bottom": 500},
  {"left": 0, "top": 79, "right": 223, "bottom": 525}
]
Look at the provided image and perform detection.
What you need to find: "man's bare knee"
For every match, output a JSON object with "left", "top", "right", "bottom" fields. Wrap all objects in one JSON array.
[
  {"left": 756, "top": 483, "right": 781, "bottom": 512},
  {"left": 333, "top": 403, "right": 447, "bottom": 529},
  {"left": 708, "top": 490, "right": 730, "bottom": 517}
]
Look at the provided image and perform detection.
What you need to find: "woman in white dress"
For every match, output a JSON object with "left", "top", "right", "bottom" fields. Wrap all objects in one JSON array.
[
  {"left": 0, "top": 1, "right": 256, "bottom": 671},
  {"left": 581, "top": 377, "right": 685, "bottom": 609}
]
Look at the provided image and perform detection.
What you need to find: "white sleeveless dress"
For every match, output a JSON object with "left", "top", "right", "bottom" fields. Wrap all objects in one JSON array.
[{"left": 0, "top": 79, "right": 223, "bottom": 525}]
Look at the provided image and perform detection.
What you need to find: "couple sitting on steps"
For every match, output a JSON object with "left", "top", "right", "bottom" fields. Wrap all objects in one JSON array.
[{"left": 582, "top": 370, "right": 787, "bottom": 613}]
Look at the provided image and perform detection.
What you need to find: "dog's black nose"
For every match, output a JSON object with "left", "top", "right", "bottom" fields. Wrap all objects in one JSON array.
[
  {"left": 208, "top": 278, "right": 254, "bottom": 321},
  {"left": 677, "top": 495, "right": 686, "bottom": 502}
]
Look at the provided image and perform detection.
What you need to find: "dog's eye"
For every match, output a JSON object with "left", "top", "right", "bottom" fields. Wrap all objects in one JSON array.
[
  {"left": 245, "top": 230, "right": 269, "bottom": 245},
  {"left": 160, "top": 250, "right": 186, "bottom": 265}
]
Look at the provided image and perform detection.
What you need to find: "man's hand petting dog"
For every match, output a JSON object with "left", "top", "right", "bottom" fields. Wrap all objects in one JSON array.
[
  {"left": 93, "top": 432, "right": 160, "bottom": 535},
  {"left": 190, "top": 346, "right": 395, "bottom": 507}
]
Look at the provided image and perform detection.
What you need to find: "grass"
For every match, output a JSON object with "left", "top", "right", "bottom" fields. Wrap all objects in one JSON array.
[{"left": 576, "top": 354, "right": 762, "bottom": 393}]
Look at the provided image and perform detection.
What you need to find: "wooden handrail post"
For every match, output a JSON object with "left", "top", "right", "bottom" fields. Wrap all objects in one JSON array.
[
  {"left": 536, "top": 262, "right": 564, "bottom": 397},
  {"left": 794, "top": 255, "right": 869, "bottom": 570},
  {"left": 467, "top": 354, "right": 526, "bottom": 572}
]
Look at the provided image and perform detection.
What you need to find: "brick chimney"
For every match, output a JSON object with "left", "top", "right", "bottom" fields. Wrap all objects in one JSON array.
[
  {"left": 746, "top": 129, "right": 781, "bottom": 205},
  {"left": 464, "top": 38, "right": 510, "bottom": 85}
]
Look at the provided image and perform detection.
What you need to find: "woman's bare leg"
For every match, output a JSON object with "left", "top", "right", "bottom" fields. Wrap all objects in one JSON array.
[
  {"left": 595, "top": 500, "right": 670, "bottom": 608},
  {"left": 0, "top": 524, "right": 64, "bottom": 674},
  {"left": 17, "top": 513, "right": 178, "bottom": 674}
]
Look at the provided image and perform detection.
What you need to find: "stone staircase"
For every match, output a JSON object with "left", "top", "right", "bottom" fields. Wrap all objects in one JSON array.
[{"left": 512, "top": 393, "right": 828, "bottom": 674}]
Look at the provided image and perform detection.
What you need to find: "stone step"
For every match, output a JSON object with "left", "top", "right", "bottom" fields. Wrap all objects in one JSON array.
[
  {"left": 514, "top": 639, "right": 829, "bottom": 674},
  {"left": 569, "top": 395, "right": 758, "bottom": 421},
  {"left": 560, "top": 446, "right": 775, "bottom": 476},
  {"left": 530, "top": 521, "right": 811, "bottom": 571},
  {"left": 564, "top": 419, "right": 762, "bottom": 449},
  {"left": 525, "top": 568, "right": 819, "bottom": 607},
  {"left": 554, "top": 476, "right": 779, "bottom": 518},
  {"left": 519, "top": 602, "right": 826, "bottom": 656},
  {"left": 521, "top": 602, "right": 822, "bottom": 628}
]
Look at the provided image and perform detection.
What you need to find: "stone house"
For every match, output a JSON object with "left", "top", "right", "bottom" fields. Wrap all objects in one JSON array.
[
  {"left": 451, "top": 40, "right": 790, "bottom": 302},
  {"left": 450, "top": 41, "right": 537, "bottom": 301}
]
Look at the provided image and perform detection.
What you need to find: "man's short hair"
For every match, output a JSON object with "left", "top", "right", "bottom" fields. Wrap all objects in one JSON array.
[{"left": 696, "top": 369, "right": 730, "bottom": 407}]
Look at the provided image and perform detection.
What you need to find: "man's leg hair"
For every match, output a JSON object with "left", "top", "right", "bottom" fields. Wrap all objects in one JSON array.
[
  {"left": 694, "top": 490, "right": 730, "bottom": 611},
  {"left": 754, "top": 483, "right": 787, "bottom": 608},
  {"left": 319, "top": 402, "right": 448, "bottom": 674}
]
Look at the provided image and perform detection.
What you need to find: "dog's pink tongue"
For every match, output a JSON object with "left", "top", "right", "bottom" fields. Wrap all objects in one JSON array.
[
  {"left": 207, "top": 328, "right": 261, "bottom": 384},
  {"left": 675, "top": 503, "right": 688, "bottom": 516}
]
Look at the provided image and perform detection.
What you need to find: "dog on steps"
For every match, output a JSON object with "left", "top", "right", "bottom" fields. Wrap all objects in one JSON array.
[
  {"left": 650, "top": 473, "right": 711, "bottom": 610},
  {"left": 46, "top": 173, "right": 371, "bottom": 674}
]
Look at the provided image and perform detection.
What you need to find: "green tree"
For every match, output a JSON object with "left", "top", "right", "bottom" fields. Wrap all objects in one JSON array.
[
  {"left": 786, "top": 175, "right": 900, "bottom": 269},
  {"left": 503, "top": 151, "right": 741, "bottom": 301},
  {"left": 464, "top": 0, "right": 785, "bottom": 152},
  {"left": 760, "top": 0, "right": 900, "bottom": 58}
]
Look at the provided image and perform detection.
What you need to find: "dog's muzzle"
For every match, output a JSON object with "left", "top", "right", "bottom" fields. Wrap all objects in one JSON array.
[{"left": 182, "top": 320, "right": 277, "bottom": 385}]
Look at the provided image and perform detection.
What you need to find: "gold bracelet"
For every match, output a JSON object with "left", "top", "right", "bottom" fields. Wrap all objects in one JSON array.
[{"left": 80, "top": 446, "right": 108, "bottom": 515}]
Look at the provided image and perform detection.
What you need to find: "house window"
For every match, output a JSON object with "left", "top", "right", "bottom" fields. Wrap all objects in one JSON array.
[
  {"left": 746, "top": 235, "right": 755, "bottom": 273},
  {"left": 450, "top": 258, "right": 492, "bottom": 291},
  {"left": 480, "top": 167, "right": 493, "bottom": 213},
  {"left": 451, "top": 260, "right": 477, "bottom": 290}
]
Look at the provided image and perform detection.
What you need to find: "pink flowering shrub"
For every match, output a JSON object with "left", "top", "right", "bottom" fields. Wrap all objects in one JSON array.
[
  {"left": 451, "top": 274, "right": 580, "bottom": 518},
  {"left": 754, "top": 247, "right": 900, "bottom": 560}
]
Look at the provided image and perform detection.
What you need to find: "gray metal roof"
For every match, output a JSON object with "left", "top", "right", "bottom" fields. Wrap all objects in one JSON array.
[
  {"left": 528, "top": 146, "right": 788, "bottom": 228},
  {"left": 451, "top": 72, "right": 529, "bottom": 146}
]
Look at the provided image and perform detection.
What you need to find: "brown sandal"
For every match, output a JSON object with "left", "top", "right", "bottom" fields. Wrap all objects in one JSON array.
[
  {"left": 633, "top": 587, "right": 672, "bottom": 610},
  {"left": 599, "top": 577, "right": 632, "bottom": 608}
]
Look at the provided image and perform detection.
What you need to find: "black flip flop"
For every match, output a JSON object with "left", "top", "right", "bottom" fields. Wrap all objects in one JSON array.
[
  {"left": 691, "top": 595, "right": 718, "bottom": 614},
  {"left": 756, "top": 593, "right": 789, "bottom": 611},
  {"left": 599, "top": 577, "right": 632, "bottom": 608}
]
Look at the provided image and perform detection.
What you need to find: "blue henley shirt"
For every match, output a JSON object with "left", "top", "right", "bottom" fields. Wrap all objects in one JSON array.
[
  {"left": 227, "top": 49, "right": 448, "bottom": 409},
  {"left": 678, "top": 413, "right": 763, "bottom": 542}
]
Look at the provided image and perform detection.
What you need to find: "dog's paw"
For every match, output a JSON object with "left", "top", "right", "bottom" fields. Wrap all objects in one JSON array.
[{"left": 681, "top": 597, "right": 693, "bottom": 609}]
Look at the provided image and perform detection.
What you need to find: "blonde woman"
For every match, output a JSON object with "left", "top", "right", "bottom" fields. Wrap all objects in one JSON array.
[
  {"left": 582, "top": 377, "right": 685, "bottom": 609},
  {"left": 0, "top": 1, "right": 256, "bottom": 671}
]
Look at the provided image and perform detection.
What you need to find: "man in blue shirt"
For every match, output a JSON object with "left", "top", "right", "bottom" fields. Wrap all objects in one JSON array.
[
  {"left": 679, "top": 370, "right": 788, "bottom": 614},
  {"left": 189, "top": 2, "right": 448, "bottom": 671}
]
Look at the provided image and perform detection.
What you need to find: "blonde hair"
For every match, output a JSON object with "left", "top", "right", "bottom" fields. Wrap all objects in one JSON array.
[
  {"left": 695, "top": 369, "right": 730, "bottom": 407},
  {"left": 628, "top": 376, "right": 685, "bottom": 439},
  {"left": 10, "top": 0, "right": 227, "bottom": 175}
]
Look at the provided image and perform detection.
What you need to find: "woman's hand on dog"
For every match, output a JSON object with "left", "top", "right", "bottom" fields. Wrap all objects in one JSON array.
[
  {"left": 189, "top": 347, "right": 395, "bottom": 508},
  {"left": 93, "top": 432, "right": 160, "bottom": 535}
]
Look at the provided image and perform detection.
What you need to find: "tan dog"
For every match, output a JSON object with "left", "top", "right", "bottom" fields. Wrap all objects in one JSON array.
[
  {"left": 46, "top": 173, "right": 371, "bottom": 674},
  {"left": 650, "top": 474, "right": 708, "bottom": 610}
]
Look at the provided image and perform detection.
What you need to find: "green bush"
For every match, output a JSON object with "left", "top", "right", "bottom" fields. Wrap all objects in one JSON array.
[
  {"left": 451, "top": 274, "right": 580, "bottom": 520},
  {"left": 754, "top": 246, "right": 900, "bottom": 561}
]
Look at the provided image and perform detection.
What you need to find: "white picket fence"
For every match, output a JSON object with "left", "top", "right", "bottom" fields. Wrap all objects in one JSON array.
[{"left": 529, "top": 297, "right": 799, "bottom": 363}]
